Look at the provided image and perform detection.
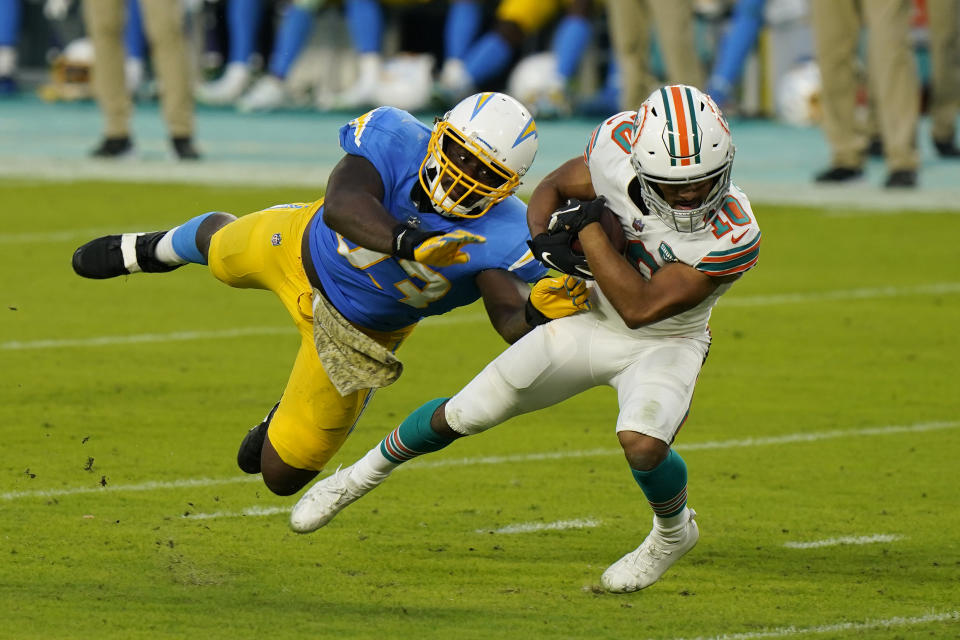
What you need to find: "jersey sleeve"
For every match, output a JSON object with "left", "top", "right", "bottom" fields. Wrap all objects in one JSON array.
[
  {"left": 487, "top": 196, "right": 548, "bottom": 283},
  {"left": 506, "top": 242, "right": 547, "bottom": 282},
  {"left": 338, "top": 107, "right": 428, "bottom": 189},
  {"left": 584, "top": 110, "right": 636, "bottom": 170},
  {"left": 694, "top": 192, "right": 761, "bottom": 277}
]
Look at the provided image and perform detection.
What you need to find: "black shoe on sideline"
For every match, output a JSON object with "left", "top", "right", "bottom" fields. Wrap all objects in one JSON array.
[
  {"left": 72, "top": 231, "right": 181, "bottom": 279},
  {"left": 814, "top": 166, "right": 863, "bottom": 183},
  {"left": 884, "top": 169, "right": 917, "bottom": 188},
  {"left": 171, "top": 136, "right": 201, "bottom": 160},
  {"left": 91, "top": 136, "right": 133, "bottom": 158},
  {"left": 237, "top": 402, "right": 279, "bottom": 474},
  {"left": 933, "top": 138, "right": 960, "bottom": 158}
]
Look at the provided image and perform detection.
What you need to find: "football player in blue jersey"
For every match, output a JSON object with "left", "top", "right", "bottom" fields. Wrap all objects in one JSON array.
[{"left": 71, "top": 92, "right": 591, "bottom": 497}]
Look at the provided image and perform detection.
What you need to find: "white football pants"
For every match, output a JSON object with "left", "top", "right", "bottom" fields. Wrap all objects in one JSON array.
[{"left": 445, "top": 309, "right": 710, "bottom": 443}]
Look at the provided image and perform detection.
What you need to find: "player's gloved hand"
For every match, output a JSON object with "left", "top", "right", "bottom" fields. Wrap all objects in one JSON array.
[
  {"left": 525, "top": 275, "right": 591, "bottom": 327},
  {"left": 528, "top": 232, "right": 593, "bottom": 279},
  {"left": 392, "top": 224, "right": 486, "bottom": 266},
  {"left": 547, "top": 196, "right": 607, "bottom": 235}
]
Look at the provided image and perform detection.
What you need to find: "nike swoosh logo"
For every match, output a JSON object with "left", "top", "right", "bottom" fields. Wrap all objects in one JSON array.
[
  {"left": 731, "top": 230, "right": 749, "bottom": 244},
  {"left": 540, "top": 251, "right": 559, "bottom": 269}
]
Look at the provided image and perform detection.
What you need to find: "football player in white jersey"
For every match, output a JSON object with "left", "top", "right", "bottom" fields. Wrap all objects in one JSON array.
[{"left": 288, "top": 85, "right": 761, "bottom": 593}]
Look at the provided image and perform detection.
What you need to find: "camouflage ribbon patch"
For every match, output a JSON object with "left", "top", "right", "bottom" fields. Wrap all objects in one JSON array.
[{"left": 312, "top": 289, "right": 403, "bottom": 396}]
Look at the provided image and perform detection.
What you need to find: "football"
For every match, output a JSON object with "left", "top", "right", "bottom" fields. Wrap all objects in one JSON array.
[{"left": 570, "top": 205, "right": 627, "bottom": 255}]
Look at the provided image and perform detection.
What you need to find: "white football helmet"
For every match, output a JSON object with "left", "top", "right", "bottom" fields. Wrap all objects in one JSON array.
[
  {"left": 420, "top": 92, "right": 538, "bottom": 218},
  {"left": 630, "top": 85, "right": 735, "bottom": 232}
]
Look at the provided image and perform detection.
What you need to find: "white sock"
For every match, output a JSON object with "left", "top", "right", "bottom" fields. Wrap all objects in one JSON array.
[
  {"left": 153, "top": 227, "right": 188, "bottom": 265},
  {"left": 347, "top": 447, "right": 399, "bottom": 492},
  {"left": 654, "top": 506, "right": 690, "bottom": 538}
]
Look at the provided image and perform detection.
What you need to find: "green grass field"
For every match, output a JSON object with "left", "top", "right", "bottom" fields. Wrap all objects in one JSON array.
[{"left": 2, "top": 179, "right": 958, "bottom": 639}]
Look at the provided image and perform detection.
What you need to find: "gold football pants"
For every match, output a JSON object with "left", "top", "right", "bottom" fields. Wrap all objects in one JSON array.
[{"left": 207, "top": 201, "right": 413, "bottom": 470}]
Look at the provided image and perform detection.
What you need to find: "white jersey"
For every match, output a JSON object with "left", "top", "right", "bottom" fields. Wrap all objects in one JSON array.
[{"left": 583, "top": 110, "right": 762, "bottom": 339}]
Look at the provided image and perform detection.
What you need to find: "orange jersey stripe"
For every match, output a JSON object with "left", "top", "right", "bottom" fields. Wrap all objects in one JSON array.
[
  {"left": 707, "top": 255, "right": 760, "bottom": 276},
  {"left": 670, "top": 85, "right": 691, "bottom": 166},
  {"left": 699, "top": 243, "right": 760, "bottom": 263}
]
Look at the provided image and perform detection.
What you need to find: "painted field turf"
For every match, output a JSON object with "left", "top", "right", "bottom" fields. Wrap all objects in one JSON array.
[{"left": 1, "top": 180, "right": 958, "bottom": 639}]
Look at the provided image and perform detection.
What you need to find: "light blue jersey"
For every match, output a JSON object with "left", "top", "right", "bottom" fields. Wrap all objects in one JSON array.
[{"left": 306, "top": 107, "right": 546, "bottom": 332}]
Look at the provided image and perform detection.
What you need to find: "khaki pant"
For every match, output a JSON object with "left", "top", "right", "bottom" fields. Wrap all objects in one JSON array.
[
  {"left": 927, "top": 0, "right": 959, "bottom": 142},
  {"left": 82, "top": 0, "right": 194, "bottom": 138},
  {"left": 607, "top": 0, "right": 704, "bottom": 111},
  {"left": 810, "top": 0, "right": 919, "bottom": 170}
]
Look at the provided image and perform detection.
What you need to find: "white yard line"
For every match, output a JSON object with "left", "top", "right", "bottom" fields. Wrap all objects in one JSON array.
[
  {"left": 4, "top": 420, "right": 956, "bottom": 503},
  {"left": 183, "top": 505, "right": 289, "bottom": 520},
  {"left": 659, "top": 611, "right": 958, "bottom": 640},
  {"left": 1, "top": 475, "right": 260, "bottom": 501},
  {"left": 0, "top": 228, "right": 134, "bottom": 244},
  {"left": 4, "top": 283, "right": 958, "bottom": 351},
  {"left": 475, "top": 518, "right": 601, "bottom": 535},
  {"left": 0, "top": 327, "right": 293, "bottom": 350},
  {"left": 783, "top": 534, "right": 904, "bottom": 549},
  {"left": 719, "top": 282, "right": 960, "bottom": 307},
  {"left": 411, "top": 420, "right": 959, "bottom": 469}
]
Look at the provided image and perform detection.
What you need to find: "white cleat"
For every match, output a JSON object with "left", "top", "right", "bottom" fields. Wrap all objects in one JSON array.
[
  {"left": 290, "top": 466, "right": 368, "bottom": 533},
  {"left": 196, "top": 62, "right": 251, "bottom": 105},
  {"left": 237, "top": 75, "right": 287, "bottom": 112},
  {"left": 600, "top": 509, "right": 699, "bottom": 593}
]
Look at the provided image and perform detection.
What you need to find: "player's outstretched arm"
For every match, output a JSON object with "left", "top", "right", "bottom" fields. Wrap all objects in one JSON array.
[
  {"left": 322, "top": 153, "right": 397, "bottom": 254},
  {"left": 476, "top": 269, "right": 536, "bottom": 343},
  {"left": 527, "top": 157, "right": 597, "bottom": 236},
  {"left": 323, "top": 153, "right": 485, "bottom": 266},
  {"left": 476, "top": 270, "right": 590, "bottom": 343}
]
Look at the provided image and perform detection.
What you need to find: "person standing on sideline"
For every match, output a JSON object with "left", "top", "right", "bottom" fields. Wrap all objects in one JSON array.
[
  {"left": 810, "top": 0, "right": 920, "bottom": 187},
  {"left": 289, "top": 85, "right": 761, "bottom": 594},
  {"left": 82, "top": 0, "right": 200, "bottom": 159},
  {"left": 606, "top": 0, "right": 704, "bottom": 112},
  {"left": 927, "top": 0, "right": 960, "bottom": 157}
]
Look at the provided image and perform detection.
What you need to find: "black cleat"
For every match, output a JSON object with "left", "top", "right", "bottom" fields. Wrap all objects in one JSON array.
[
  {"left": 91, "top": 136, "right": 134, "bottom": 158},
  {"left": 171, "top": 136, "right": 201, "bottom": 161},
  {"left": 71, "top": 231, "right": 182, "bottom": 279},
  {"left": 814, "top": 166, "right": 864, "bottom": 183},
  {"left": 237, "top": 402, "right": 279, "bottom": 474},
  {"left": 884, "top": 169, "right": 917, "bottom": 188},
  {"left": 934, "top": 138, "right": 960, "bottom": 158}
]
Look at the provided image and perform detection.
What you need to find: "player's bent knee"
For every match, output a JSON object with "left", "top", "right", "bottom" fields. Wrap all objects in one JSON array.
[
  {"left": 430, "top": 400, "right": 462, "bottom": 440},
  {"left": 260, "top": 434, "right": 319, "bottom": 495},
  {"left": 618, "top": 431, "right": 669, "bottom": 471},
  {"left": 197, "top": 212, "right": 237, "bottom": 260},
  {"left": 261, "top": 464, "right": 318, "bottom": 496}
]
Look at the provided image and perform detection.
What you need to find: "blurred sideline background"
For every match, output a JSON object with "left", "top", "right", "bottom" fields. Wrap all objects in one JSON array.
[{"left": 1, "top": 0, "right": 958, "bottom": 210}]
